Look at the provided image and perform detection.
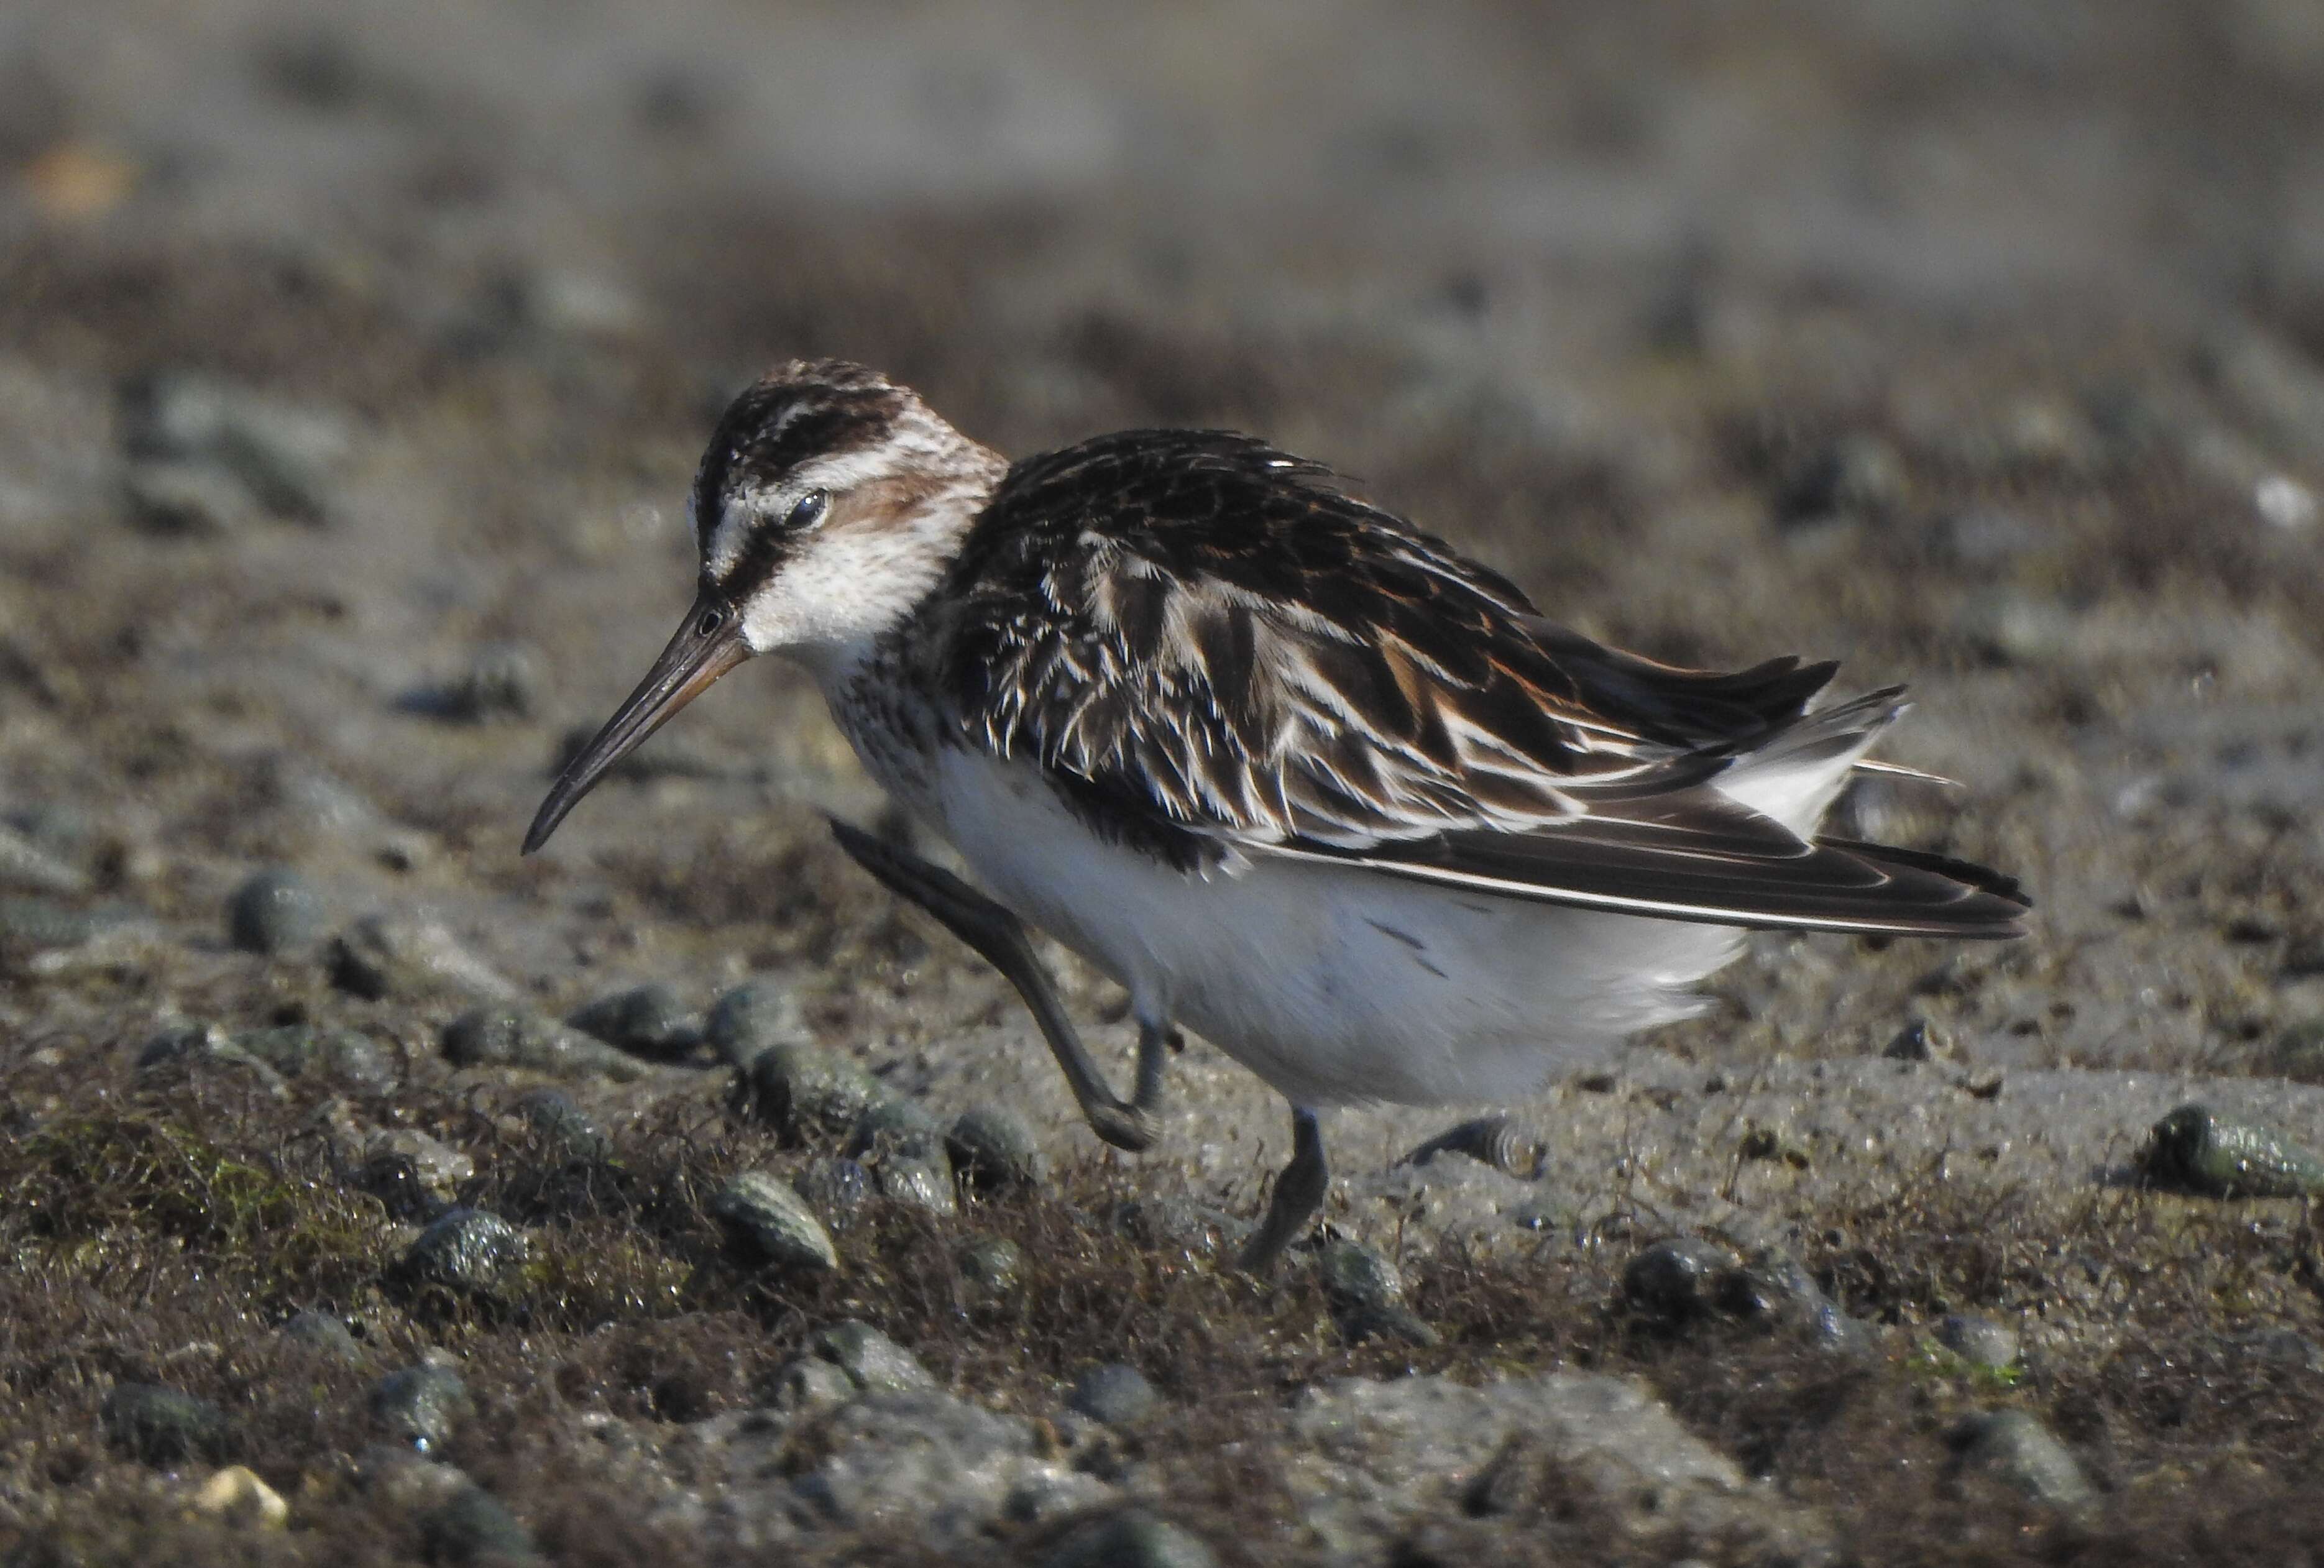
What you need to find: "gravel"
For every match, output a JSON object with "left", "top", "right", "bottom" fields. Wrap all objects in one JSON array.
[
  {"left": 100, "top": 1383, "right": 231, "bottom": 1467},
  {"left": 708, "top": 1170, "right": 840, "bottom": 1273},
  {"left": 399, "top": 1208, "right": 527, "bottom": 1299},
  {"left": 1067, "top": 1362, "right": 1159, "bottom": 1426},
  {"left": 225, "top": 866, "right": 326, "bottom": 954},
  {"left": 372, "top": 1363, "right": 474, "bottom": 1452},
  {"left": 1953, "top": 1411, "right": 2096, "bottom": 1515}
]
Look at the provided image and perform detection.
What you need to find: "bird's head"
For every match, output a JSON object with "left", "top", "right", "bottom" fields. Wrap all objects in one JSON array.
[{"left": 523, "top": 359, "right": 1001, "bottom": 853}]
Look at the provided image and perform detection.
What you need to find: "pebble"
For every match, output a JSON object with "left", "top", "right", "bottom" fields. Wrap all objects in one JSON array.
[
  {"left": 710, "top": 1171, "right": 840, "bottom": 1273},
  {"left": 367, "top": 1128, "right": 475, "bottom": 1199},
  {"left": 441, "top": 1006, "right": 642, "bottom": 1081},
  {"left": 1952, "top": 1410, "right": 2094, "bottom": 1514},
  {"left": 122, "top": 457, "right": 259, "bottom": 534},
  {"left": 1400, "top": 1114, "right": 1545, "bottom": 1178},
  {"left": 328, "top": 913, "right": 520, "bottom": 1003},
  {"left": 785, "top": 1389, "right": 1103, "bottom": 1543},
  {"left": 400, "top": 1207, "right": 526, "bottom": 1298},
  {"left": 511, "top": 1089, "right": 612, "bottom": 1160},
  {"left": 101, "top": 1383, "right": 230, "bottom": 1465},
  {"left": 119, "top": 369, "right": 349, "bottom": 526},
  {"left": 848, "top": 1097, "right": 950, "bottom": 1162},
  {"left": 2140, "top": 1103, "right": 2324, "bottom": 1198},
  {"left": 769, "top": 1355, "right": 860, "bottom": 1415},
  {"left": 1884, "top": 1018, "right": 1956, "bottom": 1063},
  {"left": 372, "top": 1364, "right": 474, "bottom": 1452},
  {"left": 1067, "top": 1362, "right": 1158, "bottom": 1425},
  {"left": 1774, "top": 433, "right": 1907, "bottom": 526},
  {"left": 1038, "top": 1510, "right": 1218, "bottom": 1568},
  {"left": 1289, "top": 1374, "right": 1816, "bottom": 1554},
  {"left": 804, "top": 1320, "right": 936, "bottom": 1396},
  {"left": 876, "top": 1155, "right": 958, "bottom": 1216},
  {"left": 956, "top": 1236, "right": 1025, "bottom": 1305},
  {"left": 279, "top": 1309, "right": 364, "bottom": 1365},
  {"left": 187, "top": 1465, "right": 288, "bottom": 1529},
  {"left": 420, "top": 1485, "right": 539, "bottom": 1565},
  {"left": 1936, "top": 1314, "right": 2021, "bottom": 1373},
  {"left": 226, "top": 866, "right": 325, "bottom": 953},
  {"left": 742, "top": 1040, "right": 883, "bottom": 1142},
  {"left": 1717, "top": 1249, "right": 1875, "bottom": 1356},
  {"left": 792, "top": 1156, "right": 875, "bottom": 1229},
  {"left": 0, "top": 822, "right": 89, "bottom": 894},
  {"left": 566, "top": 981, "right": 700, "bottom": 1058},
  {"left": 1321, "top": 1240, "right": 1439, "bottom": 1347},
  {"left": 705, "top": 978, "right": 810, "bottom": 1068},
  {"left": 441, "top": 641, "right": 544, "bottom": 722},
  {"left": 1623, "top": 1236, "right": 1741, "bottom": 1326},
  {"left": 947, "top": 1104, "right": 1048, "bottom": 1192},
  {"left": 0, "top": 896, "right": 141, "bottom": 951},
  {"left": 232, "top": 1025, "right": 395, "bottom": 1091}
]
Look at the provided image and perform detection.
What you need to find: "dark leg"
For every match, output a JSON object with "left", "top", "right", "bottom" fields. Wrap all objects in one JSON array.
[
  {"left": 1238, "top": 1106, "right": 1328, "bottom": 1273},
  {"left": 829, "top": 818, "right": 1162, "bottom": 1153}
]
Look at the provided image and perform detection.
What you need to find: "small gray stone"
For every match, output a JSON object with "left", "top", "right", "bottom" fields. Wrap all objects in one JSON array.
[
  {"left": 957, "top": 1236, "right": 1024, "bottom": 1304},
  {"left": 279, "top": 1310, "right": 364, "bottom": 1365},
  {"left": 420, "top": 1485, "right": 538, "bottom": 1564},
  {"left": 400, "top": 1208, "right": 526, "bottom": 1297},
  {"left": 0, "top": 822, "right": 89, "bottom": 894},
  {"left": 1775, "top": 432, "right": 1907, "bottom": 526},
  {"left": 1717, "top": 1249, "right": 1874, "bottom": 1356},
  {"left": 233, "top": 1025, "right": 395, "bottom": 1091},
  {"left": 806, "top": 1320, "right": 935, "bottom": 1395},
  {"left": 786, "top": 1390, "right": 1104, "bottom": 1544},
  {"left": 1039, "top": 1510, "right": 1218, "bottom": 1568},
  {"left": 1936, "top": 1314, "right": 2021, "bottom": 1373},
  {"left": 769, "top": 1355, "right": 859, "bottom": 1414},
  {"left": 848, "top": 1097, "right": 950, "bottom": 1162},
  {"left": 101, "top": 1383, "right": 230, "bottom": 1465},
  {"left": 328, "top": 914, "right": 519, "bottom": 1004},
  {"left": 121, "top": 457, "right": 257, "bottom": 533},
  {"left": 1623, "top": 1236, "right": 1740, "bottom": 1325},
  {"left": 1884, "top": 1018, "right": 1955, "bottom": 1063},
  {"left": 1067, "top": 1362, "right": 1157, "bottom": 1425},
  {"left": 120, "top": 370, "right": 349, "bottom": 525},
  {"left": 511, "top": 1089, "right": 610, "bottom": 1160},
  {"left": 877, "top": 1155, "right": 958, "bottom": 1216},
  {"left": 566, "top": 982, "right": 699, "bottom": 1058},
  {"left": 441, "top": 1006, "right": 641, "bottom": 1081},
  {"left": 0, "top": 896, "right": 140, "bottom": 951},
  {"left": 226, "top": 867, "right": 325, "bottom": 954},
  {"left": 947, "top": 1104, "right": 1049, "bottom": 1191},
  {"left": 372, "top": 1364, "right": 473, "bottom": 1452},
  {"left": 710, "top": 1171, "right": 838, "bottom": 1273},
  {"left": 443, "top": 642, "right": 543, "bottom": 722},
  {"left": 1953, "top": 1410, "right": 2095, "bottom": 1514},
  {"left": 1321, "top": 1240, "right": 1438, "bottom": 1347},
  {"left": 792, "top": 1156, "right": 875, "bottom": 1229},
  {"left": 705, "top": 979, "right": 809, "bottom": 1068},
  {"left": 743, "top": 1041, "right": 882, "bottom": 1142},
  {"left": 367, "top": 1128, "right": 475, "bottom": 1198}
]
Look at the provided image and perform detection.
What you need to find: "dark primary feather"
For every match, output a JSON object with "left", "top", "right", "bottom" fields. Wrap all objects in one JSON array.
[{"left": 927, "top": 427, "right": 2028, "bottom": 937}]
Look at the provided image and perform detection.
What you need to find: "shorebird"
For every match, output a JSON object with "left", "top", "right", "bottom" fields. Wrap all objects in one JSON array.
[{"left": 525, "top": 359, "right": 2028, "bottom": 1270}]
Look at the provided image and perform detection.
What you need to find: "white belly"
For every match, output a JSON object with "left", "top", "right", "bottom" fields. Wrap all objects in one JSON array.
[{"left": 920, "top": 750, "right": 1745, "bottom": 1107}]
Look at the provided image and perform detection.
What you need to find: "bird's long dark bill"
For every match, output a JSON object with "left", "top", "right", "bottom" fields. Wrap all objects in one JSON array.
[{"left": 521, "top": 593, "right": 748, "bottom": 854}]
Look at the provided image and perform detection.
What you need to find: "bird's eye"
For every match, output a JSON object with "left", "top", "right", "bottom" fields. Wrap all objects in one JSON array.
[
  {"left": 696, "top": 607, "right": 725, "bottom": 637},
  {"left": 786, "top": 490, "right": 830, "bottom": 530}
]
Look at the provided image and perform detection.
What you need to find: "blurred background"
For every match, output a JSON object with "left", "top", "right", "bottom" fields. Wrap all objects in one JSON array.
[
  {"left": 9, "top": 5, "right": 2324, "bottom": 1559},
  {"left": 4, "top": 0, "right": 2324, "bottom": 1073}
]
